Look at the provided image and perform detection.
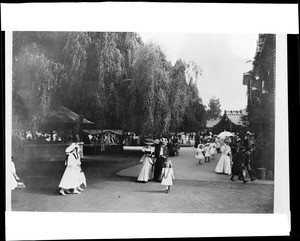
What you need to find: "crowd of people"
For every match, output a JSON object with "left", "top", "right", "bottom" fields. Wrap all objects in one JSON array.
[
  {"left": 58, "top": 137, "right": 176, "bottom": 195},
  {"left": 56, "top": 131, "right": 257, "bottom": 196},
  {"left": 193, "top": 130, "right": 257, "bottom": 184},
  {"left": 9, "top": 130, "right": 258, "bottom": 196}
]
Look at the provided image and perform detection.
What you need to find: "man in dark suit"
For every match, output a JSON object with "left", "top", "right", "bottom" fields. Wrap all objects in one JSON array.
[
  {"left": 243, "top": 147, "right": 256, "bottom": 181},
  {"left": 153, "top": 138, "right": 169, "bottom": 182},
  {"left": 194, "top": 132, "right": 200, "bottom": 148},
  {"left": 230, "top": 141, "right": 248, "bottom": 183}
]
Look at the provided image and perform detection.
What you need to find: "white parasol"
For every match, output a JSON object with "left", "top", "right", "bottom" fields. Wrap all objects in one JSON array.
[{"left": 218, "top": 131, "right": 233, "bottom": 139}]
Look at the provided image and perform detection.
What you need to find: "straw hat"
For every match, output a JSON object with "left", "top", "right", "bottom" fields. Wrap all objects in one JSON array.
[
  {"left": 65, "top": 143, "right": 76, "bottom": 154},
  {"left": 144, "top": 138, "right": 154, "bottom": 145},
  {"left": 65, "top": 143, "right": 80, "bottom": 154},
  {"left": 198, "top": 144, "right": 203, "bottom": 149}
]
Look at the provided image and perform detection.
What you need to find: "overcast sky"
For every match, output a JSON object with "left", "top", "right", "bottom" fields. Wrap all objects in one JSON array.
[{"left": 139, "top": 33, "right": 258, "bottom": 112}]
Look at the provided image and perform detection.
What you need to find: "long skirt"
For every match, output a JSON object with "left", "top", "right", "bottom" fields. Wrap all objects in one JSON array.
[
  {"left": 215, "top": 154, "right": 231, "bottom": 175},
  {"left": 9, "top": 172, "right": 18, "bottom": 190},
  {"left": 137, "top": 156, "right": 154, "bottom": 182},
  {"left": 231, "top": 152, "right": 244, "bottom": 176},
  {"left": 59, "top": 166, "right": 82, "bottom": 189},
  {"left": 154, "top": 157, "right": 166, "bottom": 181},
  {"left": 80, "top": 170, "right": 87, "bottom": 187}
]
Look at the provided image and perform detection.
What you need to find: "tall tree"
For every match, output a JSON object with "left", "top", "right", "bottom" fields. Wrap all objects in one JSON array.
[
  {"left": 129, "top": 43, "right": 171, "bottom": 136},
  {"left": 206, "top": 96, "right": 222, "bottom": 120},
  {"left": 169, "top": 59, "right": 189, "bottom": 132},
  {"left": 12, "top": 31, "right": 208, "bottom": 142},
  {"left": 12, "top": 40, "right": 63, "bottom": 141}
]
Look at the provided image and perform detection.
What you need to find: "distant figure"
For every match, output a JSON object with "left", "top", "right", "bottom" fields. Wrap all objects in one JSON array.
[
  {"left": 209, "top": 140, "right": 216, "bottom": 160},
  {"left": 195, "top": 144, "right": 205, "bottom": 164},
  {"left": 204, "top": 143, "right": 211, "bottom": 162},
  {"left": 216, "top": 138, "right": 221, "bottom": 153},
  {"left": 244, "top": 147, "right": 256, "bottom": 181},
  {"left": 194, "top": 132, "right": 200, "bottom": 148},
  {"left": 137, "top": 139, "right": 155, "bottom": 183},
  {"left": 161, "top": 160, "right": 175, "bottom": 194}
]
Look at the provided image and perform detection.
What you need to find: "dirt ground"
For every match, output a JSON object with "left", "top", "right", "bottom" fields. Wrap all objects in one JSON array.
[{"left": 10, "top": 147, "right": 274, "bottom": 213}]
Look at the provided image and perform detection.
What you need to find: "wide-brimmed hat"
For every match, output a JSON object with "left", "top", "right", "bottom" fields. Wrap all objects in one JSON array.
[
  {"left": 65, "top": 143, "right": 78, "bottom": 154},
  {"left": 144, "top": 138, "right": 154, "bottom": 145}
]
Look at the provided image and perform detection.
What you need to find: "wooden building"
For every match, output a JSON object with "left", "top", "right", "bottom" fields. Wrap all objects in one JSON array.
[{"left": 206, "top": 110, "right": 247, "bottom": 134}]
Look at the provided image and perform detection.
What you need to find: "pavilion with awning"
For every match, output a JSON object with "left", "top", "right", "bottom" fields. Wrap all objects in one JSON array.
[
  {"left": 25, "top": 106, "right": 94, "bottom": 161},
  {"left": 39, "top": 106, "right": 94, "bottom": 141},
  {"left": 46, "top": 106, "right": 94, "bottom": 125}
]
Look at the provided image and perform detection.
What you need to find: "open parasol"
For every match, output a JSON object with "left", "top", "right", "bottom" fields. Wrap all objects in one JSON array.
[{"left": 218, "top": 131, "right": 233, "bottom": 139}]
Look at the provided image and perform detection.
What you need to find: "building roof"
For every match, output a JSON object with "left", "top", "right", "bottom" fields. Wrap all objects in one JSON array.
[
  {"left": 206, "top": 110, "right": 246, "bottom": 128},
  {"left": 206, "top": 117, "right": 222, "bottom": 128},
  {"left": 47, "top": 106, "right": 94, "bottom": 124},
  {"left": 225, "top": 110, "right": 246, "bottom": 126}
]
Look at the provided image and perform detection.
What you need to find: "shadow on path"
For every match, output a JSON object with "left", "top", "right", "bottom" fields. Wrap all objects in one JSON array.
[{"left": 134, "top": 190, "right": 165, "bottom": 193}]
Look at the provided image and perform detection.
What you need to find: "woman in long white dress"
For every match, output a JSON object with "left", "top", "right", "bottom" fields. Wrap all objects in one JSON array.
[
  {"left": 137, "top": 140, "right": 155, "bottom": 183},
  {"left": 9, "top": 160, "right": 18, "bottom": 190},
  {"left": 59, "top": 143, "right": 86, "bottom": 195},
  {"left": 215, "top": 140, "right": 232, "bottom": 175}
]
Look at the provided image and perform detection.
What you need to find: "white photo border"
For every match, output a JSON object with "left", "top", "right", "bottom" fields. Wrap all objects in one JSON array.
[{"left": 3, "top": 2, "right": 294, "bottom": 239}]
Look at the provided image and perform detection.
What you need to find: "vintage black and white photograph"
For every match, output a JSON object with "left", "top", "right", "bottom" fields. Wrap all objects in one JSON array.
[
  {"left": 3, "top": 2, "right": 294, "bottom": 239},
  {"left": 9, "top": 31, "right": 276, "bottom": 213}
]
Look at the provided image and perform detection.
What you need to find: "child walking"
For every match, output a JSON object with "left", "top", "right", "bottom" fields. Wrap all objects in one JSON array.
[
  {"left": 209, "top": 140, "right": 216, "bottom": 160},
  {"left": 161, "top": 160, "right": 175, "bottom": 194},
  {"left": 195, "top": 144, "right": 205, "bottom": 164},
  {"left": 204, "top": 143, "right": 211, "bottom": 162}
]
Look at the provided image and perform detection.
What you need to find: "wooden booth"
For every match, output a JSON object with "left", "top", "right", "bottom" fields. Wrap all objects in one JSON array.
[{"left": 82, "top": 129, "right": 124, "bottom": 154}]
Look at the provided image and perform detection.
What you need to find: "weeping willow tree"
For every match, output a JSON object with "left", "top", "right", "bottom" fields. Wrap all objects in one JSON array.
[
  {"left": 13, "top": 40, "right": 63, "bottom": 137},
  {"left": 12, "top": 31, "right": 207, "bottom": 144},
  {"left": 129, "top": 44, "right": 206, "bottom": 136},
  {"left": 61, "top": 32, "right": 141, "bottom": 130}
]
